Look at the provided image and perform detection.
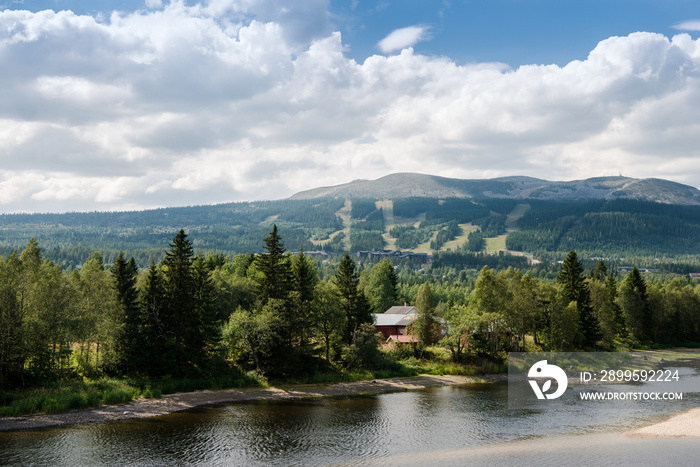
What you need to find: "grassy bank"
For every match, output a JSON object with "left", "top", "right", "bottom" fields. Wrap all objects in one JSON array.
[
  {"left": 392, "top": 347, "right": 508, "bottom": 377},
  {"left": 0, "top": 372, "right": 266, "bottom": 417},
  {"left": 0, "top": 348, "right": 510, "bottom": 418},
  {"left": 0, "top": 380, "right": 144, "bottom": 417}
]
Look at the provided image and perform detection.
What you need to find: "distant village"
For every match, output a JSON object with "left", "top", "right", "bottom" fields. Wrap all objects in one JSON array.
[{"left": 301, "top": 249, "right": 429, "bottom": 263}]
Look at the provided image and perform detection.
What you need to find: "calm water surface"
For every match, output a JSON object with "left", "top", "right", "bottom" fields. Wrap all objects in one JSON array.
[{"left": 1, "top": 377, "right": 699, "bottom": 466}]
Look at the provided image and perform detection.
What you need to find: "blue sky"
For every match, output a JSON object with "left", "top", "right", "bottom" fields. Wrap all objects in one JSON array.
[
  {"left": 7, "top": 0, "right": 699, "bottom": 65},
  {"left": 1, "top": 0, "right": 700, "bottom": 211},
  {"left": 336, "top": 0, "right": 700, "bottom": 65}
]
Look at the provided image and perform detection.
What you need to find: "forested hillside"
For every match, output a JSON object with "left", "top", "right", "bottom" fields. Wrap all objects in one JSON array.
[
  {"left": 0, "top": 199, "right": 344, "bottom": 268},
  {"left": 506, "top": 199, "right": 700, "bottom": 257},
  {"left": 1, "top": 181, "right": 700, "bottom": 270}
]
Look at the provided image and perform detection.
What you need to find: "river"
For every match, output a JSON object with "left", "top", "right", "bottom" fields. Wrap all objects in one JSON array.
[{"left": 1, "top": 378, "right": 699, "bottom": 466}]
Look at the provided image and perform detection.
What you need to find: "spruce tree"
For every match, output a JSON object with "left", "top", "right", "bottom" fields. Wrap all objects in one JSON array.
[
  {"left": 620, "top": 267, "right": 651, "bottom": 342},
  {"left": 112, "top": 252, "right": 139, "bottom": 373},
  {"left": 291, "top": 248, "right": 318, "bottom": 348},
  {"left": 557, "top": 250, "right": 602, "bottom": 349},
  {"left": 163, "top": 229, "right": 199, "bottom": 374},
  {"left": 254, "top": 225, "right": 292, "bottom": 303},
  {"left": 193, "top": 255, "right": 221, "bottom": 359},
  {"left": 590, "top": 260, "right": 608, "bottom": 281},
  {"left": 335, "top": 253, "right": 372, "bottom": 344},
  {"left": 292, "top": 248, "right": 317, "bottom": 303},
  {"left": 140, "top": 261, "right": 169, "bottom": 376},
  {"left": 606, "top": 274, "right": 625, "bottom": 337}
]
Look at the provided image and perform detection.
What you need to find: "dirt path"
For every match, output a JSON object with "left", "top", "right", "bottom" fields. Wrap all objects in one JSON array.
[{"left": 0, "top": 374, "right": 500, "bottom": 432}]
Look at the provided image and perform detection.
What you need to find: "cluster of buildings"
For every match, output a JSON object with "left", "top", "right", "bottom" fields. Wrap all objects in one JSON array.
[
  {"left": 297, "top": 249, "right": 430, "bottom": 264},
  {"left": 616, "top": 266, "right": 659, "bottom": 273},
  {"left": 355, "top": 250, "right": 429, "bottom": 262}
]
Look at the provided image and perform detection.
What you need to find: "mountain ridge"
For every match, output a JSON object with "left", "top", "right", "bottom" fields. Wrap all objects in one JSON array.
[{"left": 290, "top": 173, "right": 700, "bottom": 205}]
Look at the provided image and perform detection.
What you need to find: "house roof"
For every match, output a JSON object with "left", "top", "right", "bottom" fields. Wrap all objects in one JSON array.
[
  {"left": 373, "top": 312, "right": 416, "bottom": 327},
  {"left": 384, "top": 306, "right": 418, "bottom": 314}
]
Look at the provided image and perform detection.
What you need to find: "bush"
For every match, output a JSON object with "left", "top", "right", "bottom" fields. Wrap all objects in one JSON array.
[
  {"left": 245, "top": 370, "right": 269, "bottom": 387},
  {"left": 102, "top": 388, "right": 138, "bottom": 405},
  {"left": 343, "top": 323, "right": 384, "bottom": 369},
  {"left": 41, "top": 398, "right": 62, "bottom": 414},
  {"left": 142, "top": 388, "right": 162, "bottom": 399}
]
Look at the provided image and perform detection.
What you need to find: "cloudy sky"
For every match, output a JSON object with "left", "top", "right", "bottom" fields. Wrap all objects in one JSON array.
[{"left": 1, "top": 0, "right": 700, "bottom": 212}]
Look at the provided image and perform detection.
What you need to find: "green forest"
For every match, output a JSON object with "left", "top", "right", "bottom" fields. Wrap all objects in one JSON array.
[
  {"left": 2, "top": 196, "right": 700, "bottom": 271},
  {"left": 1, "top": 223, "right": 700, "bottom": 417},
  {"left": 505, "top": 199, "right": 700, "bottom": 257}
]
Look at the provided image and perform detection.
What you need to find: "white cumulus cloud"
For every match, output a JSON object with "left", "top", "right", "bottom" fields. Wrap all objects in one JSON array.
[
  {"left": 0, "top": 4, "right": 700, "bottom": 212},
  {"left": 377, "top": 25, "right": 429, "bottom": 53}
]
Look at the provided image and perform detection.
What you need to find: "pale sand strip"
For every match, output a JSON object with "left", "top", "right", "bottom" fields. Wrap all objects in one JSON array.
[
  {"left": 0, "top": 374, "right": 499, "bottom": 432},
  {"left": 625, "top": 407, "right": 700, "bottom": 439}
]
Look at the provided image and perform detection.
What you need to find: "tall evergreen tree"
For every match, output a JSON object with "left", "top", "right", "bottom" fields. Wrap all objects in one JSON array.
[
  {"left": 112, "top": 252, "right": 139, "bottom": 373},
  {"left": 193, "top": 255, "right": 221, "bottom": 359},
  {"left": 163, "top": 229, "right": 199, "bottom": 374},
  {"left": 335, "top": 253, "right": 373, "bottom": 344},
  {"left": 291, "top": 248, "right": 318, "bottom": 348},
  {"left": 557, "top": 250, "right": 602, "bottom": 349},
  {"left": 254, "top": 225, "right": 292, "bottom": 304},
  {"left": 139, "top": 261, "right": 169, "bottom": 376},
  {"left": 607, "top": 274, "right": 625, "bottom": 337},
  {"left": 590, "top": 260, "right": 608, "bottom": 281},
  {"left": 253, "top": 225, "right": 297, "bottom": 363},
  {"left": 292, "top": 248, "right": 317, "bottom": 303},
  {"left": 619, "top": 267, "right": 652, "bottom": 342}
]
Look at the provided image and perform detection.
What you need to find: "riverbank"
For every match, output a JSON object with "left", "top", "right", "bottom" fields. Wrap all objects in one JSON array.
[
  {"left": 625, "top": 407, "right": 700, "bottom": 438},
  {"left": 0, "top": 374, "right": 501, "bottom": 432},
  {"left": 372, "top": 407, "right": 700, "bottom": 466}
]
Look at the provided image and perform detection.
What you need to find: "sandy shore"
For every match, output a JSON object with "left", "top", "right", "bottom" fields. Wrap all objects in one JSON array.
[
  {"left": 0, "top": 374, "right": 498, "bottom": 432},
  {"left": 625, "top": 407, "right": 700, "bottom": 439}
]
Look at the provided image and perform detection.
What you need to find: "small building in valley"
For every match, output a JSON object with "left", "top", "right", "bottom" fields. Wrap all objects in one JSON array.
[{"left": 373, "top": 306, "right": 418, "bottom": 340}]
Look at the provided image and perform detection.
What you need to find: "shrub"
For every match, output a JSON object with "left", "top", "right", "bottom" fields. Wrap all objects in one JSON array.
[
  {"left": 41, "top": 398, "right": 62, "bottom": 414},
  {"left": 102, "top": 388, "right": 138, "bottom": 405}
]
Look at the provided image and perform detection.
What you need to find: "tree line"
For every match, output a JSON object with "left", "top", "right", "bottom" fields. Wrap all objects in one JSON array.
[
  {"left": 440, "top": 251, "right": 700, "bottom": 362},
  {"left": 0, "top": 226, "right": 401, "bottom": 389},
  {"left": 2, "top": 225, "right": 699, "bottom": 391}
]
